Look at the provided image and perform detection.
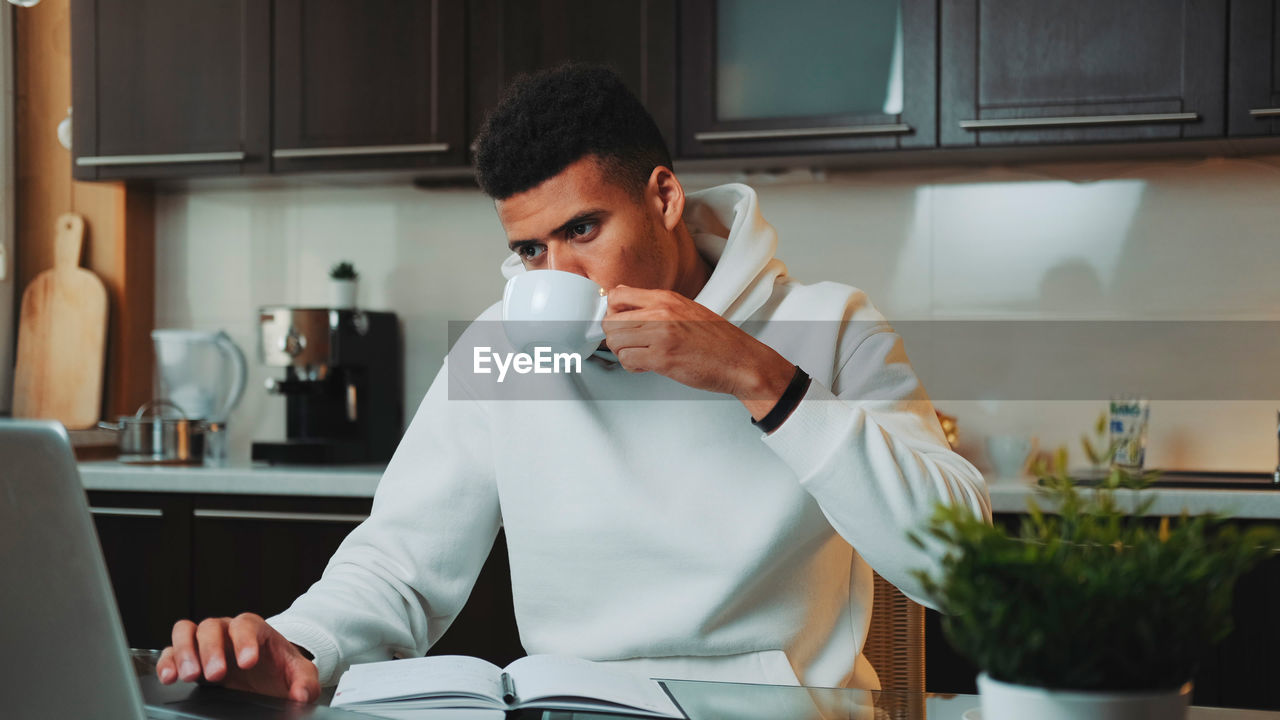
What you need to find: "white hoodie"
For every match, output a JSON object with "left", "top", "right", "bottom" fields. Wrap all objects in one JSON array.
[{"left": 268, "top": 183, "right": 991, "bottom": 690}]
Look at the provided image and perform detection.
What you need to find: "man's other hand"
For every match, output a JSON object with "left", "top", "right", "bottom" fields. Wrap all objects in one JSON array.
[
  {"left": 156, "top": 613, "right": 319, "bottom": 704},
  {"left": 604, "top": 285, "right": 794, "bottom": 419}
]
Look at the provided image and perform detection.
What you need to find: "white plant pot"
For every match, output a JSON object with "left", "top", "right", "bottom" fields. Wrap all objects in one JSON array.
[
  {"left": 329, "top": 279, "right": 357, "bottom": 309},
  {"left": 978, "top": 673, "right": 1191, "bottom": 720}
]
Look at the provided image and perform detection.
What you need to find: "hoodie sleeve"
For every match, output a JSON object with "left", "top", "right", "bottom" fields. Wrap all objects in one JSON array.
[
  {"left": 759, "top": 327, "right": 991, "bottom": 609},
  {"left": 266, "top": 359, "right": 501, "bottom": 686}
]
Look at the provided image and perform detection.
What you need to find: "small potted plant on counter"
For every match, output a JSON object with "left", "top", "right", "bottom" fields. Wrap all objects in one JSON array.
[
  {"left": 329, "top": 261, "right": 359, "bottom": 309},
  {"left": 912, "top": 415, "right": 1280, "bottom": 720}
]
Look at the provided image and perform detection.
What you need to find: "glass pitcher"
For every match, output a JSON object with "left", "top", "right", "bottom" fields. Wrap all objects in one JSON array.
[{"left": 151, "top": 329, "right": 247, "bottom": 422}]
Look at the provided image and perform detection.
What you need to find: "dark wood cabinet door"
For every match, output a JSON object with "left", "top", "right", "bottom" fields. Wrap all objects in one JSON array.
[
  {"left": 1208, "top": 525, "right": 1280, "bottom": 710},
  {"left": 70, "top": 0, "right": 270, "bottom": 181},
  {"left": 86, "top": 492, "right": 191, "bottom": 650},
  {"left": 467, "top": 0, "right": 677, "bottom": 157},
  {"left": 188, "top": 495, "right": 523, "bottom": 667},
  {"left": 940, "top": 0, "right": 1226, "bottom": 147},
  {"left": 678, "top": 0, "right": 937, "bottom": 158},
  {"left": 189, "top": 495, "right": 373, "bottom": 621},
  {"left": 272, "top": 0, "right": 467, "bottom": 173},
  {"left": 1228, "top": 0, "right": 1280, "bottom": 137}
]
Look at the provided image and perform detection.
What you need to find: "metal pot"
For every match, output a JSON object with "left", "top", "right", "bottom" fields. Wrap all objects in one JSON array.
[{"left": 98, "top": 399, "right": 206, "bottom": 465}]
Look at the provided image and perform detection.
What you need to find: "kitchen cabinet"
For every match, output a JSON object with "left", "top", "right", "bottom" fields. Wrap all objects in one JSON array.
[
  {"left": 939, "top": 0, "right": 1226, "bottom": 147},
  {"left": 925, "top": 513, "right": 1280, "bottom": 711},
  {"left": 272, "top": 0, "right": 468, "bottom": 172},
  {"left": 1228, "top": 0, "right": 1280, "bottom": 137},
  {"left": 88, "top": 492, "right": 191, "bottom": 650},
  {"left": 467, "top": 0, "right": 677, "bottom": 155},
  {"left": 87, "top": 491, "right": 524, "bottom": 667},
  {"left": 678, "top": 0, "right": 937, "bottom": 158},
  {"left": 68, "top": 0, "right": 1271, "bottom": 181},
  {"left": 70, "top": 0, "right": 467, "bottom": 180},
  {"left": 187, "top": 495, "right": 373, "bottom": 621},
  {"left": 70, "top": 0, "right": 270, "bottom": 181},
  {"left": 1210, "top": 548, "right": 1280, "bottom": 709}
]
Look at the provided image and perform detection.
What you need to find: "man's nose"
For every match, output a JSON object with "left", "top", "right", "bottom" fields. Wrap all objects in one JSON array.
[{"left": 545, "top": 245, "right": 586, "bottom": 276}]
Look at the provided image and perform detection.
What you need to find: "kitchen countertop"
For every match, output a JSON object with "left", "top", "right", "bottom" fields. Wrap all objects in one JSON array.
[
  {"left": 987, "top": 476, "right": 1280, "bottom": 520},
  {"left": 78, "top": 460, "right": 384, "bottom": 497},
  {"left": 78, "top": 462, "right": 1280, "bottom": 520}
]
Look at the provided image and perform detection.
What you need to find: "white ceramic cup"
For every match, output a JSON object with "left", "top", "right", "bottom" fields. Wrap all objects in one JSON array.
[
  {"left": 986, "top": 434, "right": 1033, "bottom": 480},
  {"left": 501, "top": 270, "right": 608, "bottom": 358}
]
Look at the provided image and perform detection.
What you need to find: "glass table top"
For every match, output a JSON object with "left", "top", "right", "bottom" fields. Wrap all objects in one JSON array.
[
  {"left": 541, "top": 679, "right": 1280, "bottom": 720},
  {"left": 133, "top": 650, "right": 1280, "bottom": 719}
]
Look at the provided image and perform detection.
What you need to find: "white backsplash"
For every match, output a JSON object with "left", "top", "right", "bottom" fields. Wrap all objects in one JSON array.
[{"left": 155, "top": 154, "right": 1280, "bottom": 474}]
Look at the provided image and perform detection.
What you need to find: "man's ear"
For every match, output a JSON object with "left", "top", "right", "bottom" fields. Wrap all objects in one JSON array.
[{"left": 647, "top": 166, "right": 686, "bottom": 232}]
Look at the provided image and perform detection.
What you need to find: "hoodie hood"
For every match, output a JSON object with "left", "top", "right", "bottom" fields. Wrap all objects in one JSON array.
[
  {"left": 683, "top": 183, "right": 789, "bottom": 324},
  {"left": 499, "top": 183, "right": 788, "bottom": 325}
]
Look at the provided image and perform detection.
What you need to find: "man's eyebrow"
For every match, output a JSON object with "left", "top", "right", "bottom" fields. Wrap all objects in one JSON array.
[{"left": 507, "top": 209, "right": 608, "bottom": 251}]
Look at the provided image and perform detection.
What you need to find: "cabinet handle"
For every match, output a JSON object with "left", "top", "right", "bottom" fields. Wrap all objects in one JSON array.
[
  {"left": 193, "top": 509, "right": 368, "bottom": 524},
  {"left": 693, "top": 124, "right": 912, "bottom": 142},
  {"left": 76, "top": 151, "right": 246, "bottom": 167},
  {"left": 272, "top": 143, "right": 449, "bottom": 159},
  {"left": 959, "top": 112, "right": 1198, "bottom": 130},
  {"left": 90, "top": 507, "right": 164, "bottom": 518},
  {"left": 1250, "top": 108, "right": 1280, "bottom": 118}
]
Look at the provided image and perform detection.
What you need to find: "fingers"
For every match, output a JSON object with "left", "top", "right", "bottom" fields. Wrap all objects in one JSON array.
[
  {"left": 265, "top": 625, "right": 320, "bottom": 705},
  {"left": 171, "top": 619, "right": 202, "bottom": 683},
  {"left": 603, "top": 327, "right": 651, "bottom": 355},
  {"left": 285, "top": 651, "right": 321, "bottom": 704},
  {"left": 288, "top": 681, "right": 314, "bottom": 704},
  {"left": 604, "top": 284, "right": 641, "bottom": 309},
  {"left": 156, "top": 646, "right": 178, "bottom": 684},
  {"left": 614, "top": 347, "right": 652, "bottom": 373},
  {"left": 606, "top": 285, "right": 673, "bottom": 312},
  {"left": 228, "top": 613, "right": 264, "bottom": 670},
  {"left": 601, "top": 312, "right": 646, "bottom": 330},
  {"left": 163, "top": 614, "right": 315, "bottom": 704},
  {"left": 603, "top": 305, "right": 647, "bottom": 322},
  {"left": 196, "top": 617, "right": 231, "bottom": 682},
  {"left": 603, "top": 320, "right": 651, "bottom": 371}
]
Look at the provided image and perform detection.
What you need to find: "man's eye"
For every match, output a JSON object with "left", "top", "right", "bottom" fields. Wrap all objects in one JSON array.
[
  {"left": 568, "top": 222, "right": 596, "bottom": 238},
  {"left": 517, "top": 245, "right": 545, "bottom": 261}
]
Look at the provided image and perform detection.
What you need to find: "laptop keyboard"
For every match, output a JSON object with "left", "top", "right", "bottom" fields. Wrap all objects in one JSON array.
[{"left": 146, "top": 707, "right": 216, "bottom": 720}]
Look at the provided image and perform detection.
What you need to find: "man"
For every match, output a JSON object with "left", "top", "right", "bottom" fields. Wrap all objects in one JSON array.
[{"left": 156, "top": 65, "right": 990, "bottom": 703}]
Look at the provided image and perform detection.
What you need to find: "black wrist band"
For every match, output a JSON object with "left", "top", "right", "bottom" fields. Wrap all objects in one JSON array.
[{"left": 751, "top": 365, "right": 811, "bottom": 434}]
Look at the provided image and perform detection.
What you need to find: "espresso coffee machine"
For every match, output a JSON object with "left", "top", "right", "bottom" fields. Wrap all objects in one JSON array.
[{"left": 252, "top": 307, "right": 402, "bottom": 464}]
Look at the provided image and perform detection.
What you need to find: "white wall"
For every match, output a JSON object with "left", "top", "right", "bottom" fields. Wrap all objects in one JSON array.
[{"left": 154, "top": 154, "right": 1280, "bottom": 473}]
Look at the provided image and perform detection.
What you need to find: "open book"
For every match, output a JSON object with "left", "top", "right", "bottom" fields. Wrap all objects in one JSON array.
[{"left": 331, "top": 654, "right": 685, "bottom": 718}]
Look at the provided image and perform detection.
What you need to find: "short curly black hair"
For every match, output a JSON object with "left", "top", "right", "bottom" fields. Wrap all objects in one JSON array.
[{"left": 474, "top": 63, "right": 672, "bottom": 200}]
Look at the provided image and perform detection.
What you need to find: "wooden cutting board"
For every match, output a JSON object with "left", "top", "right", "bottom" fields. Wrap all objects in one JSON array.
[{"left": 12, "top": 213, "right": 109, "bottom": 429}]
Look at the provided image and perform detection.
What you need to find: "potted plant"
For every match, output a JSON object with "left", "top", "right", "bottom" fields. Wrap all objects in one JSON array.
[
  {"left": 912, "top": 415, "right": 1280, "bottom": 720},
  {"left": 329, "top": 261, "right": 359, "bottom": 309}
]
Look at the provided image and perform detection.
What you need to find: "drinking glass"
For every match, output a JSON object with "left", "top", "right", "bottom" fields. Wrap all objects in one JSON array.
[{"left": 1109, "top": 396, "right": 1150, "bottom": 469}]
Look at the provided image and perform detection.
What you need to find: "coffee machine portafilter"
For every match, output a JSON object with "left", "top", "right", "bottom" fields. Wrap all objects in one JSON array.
[{"left": 252, "top": 307, "right": 403, "bottom": 464}]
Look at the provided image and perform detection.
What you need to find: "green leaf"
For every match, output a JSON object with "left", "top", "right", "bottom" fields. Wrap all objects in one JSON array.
[{"left": 1082, "top": 435, "right": 1100, "bottom": 466}]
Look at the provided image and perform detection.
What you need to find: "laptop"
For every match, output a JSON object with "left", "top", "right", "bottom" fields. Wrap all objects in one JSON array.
[{"left": 0, "top": 419, "right": 376, "bottom": 719}]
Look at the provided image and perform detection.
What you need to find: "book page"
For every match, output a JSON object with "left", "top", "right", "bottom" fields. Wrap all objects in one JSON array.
[
  {"left": 344, "top": 708, "right": 505, "bottom": 720},
  {"left": 332, "top": 655, "right": 504, "bottom": 707},
  {"left": 504, "top": 655, "right": 683, "bottom": 718}
]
